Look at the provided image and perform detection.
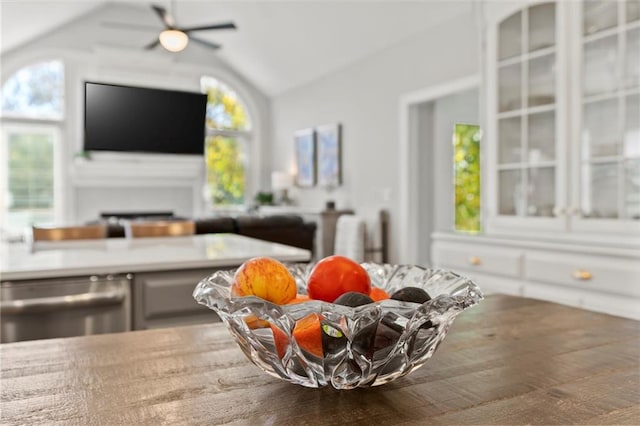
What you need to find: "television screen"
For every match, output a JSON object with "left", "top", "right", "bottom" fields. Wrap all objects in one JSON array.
[{"left": 84, "top": 82, "right": 207, "bottom": 155}]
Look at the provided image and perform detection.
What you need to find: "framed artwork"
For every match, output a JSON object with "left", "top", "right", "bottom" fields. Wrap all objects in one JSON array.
[
  {"left": 316, "top": 123, "right": 342, "bottom": 187},
  {"left": 294, "top": 128, "right": 316, "bottom": 187}
]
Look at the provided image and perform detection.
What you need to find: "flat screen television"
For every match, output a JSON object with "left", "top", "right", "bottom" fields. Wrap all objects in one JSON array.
[{"left": 84, "top": 82, "right": 208, "bottom": 155}]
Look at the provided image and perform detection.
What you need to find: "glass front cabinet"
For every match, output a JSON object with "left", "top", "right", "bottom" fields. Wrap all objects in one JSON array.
[{"left": 485, "top": 0, "right": 640, "bottom": 239}]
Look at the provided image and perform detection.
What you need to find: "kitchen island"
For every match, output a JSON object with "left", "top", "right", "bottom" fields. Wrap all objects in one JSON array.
[
  {"left": 1, "top": 295, "right": 638, "bottom": 425},
  {"left": 0, "top": 233, "right": 311, "bottom": 281},
  {"left": 0, "top": 234, "right": 311, "bottom": 337}
]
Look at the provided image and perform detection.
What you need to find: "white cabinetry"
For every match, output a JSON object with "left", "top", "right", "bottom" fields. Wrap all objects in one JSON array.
[
  {"left": 438, "top": 0, "right": 640, "bottom": 319},
  {"left": 432, "top": 232, "right": 640, "bottom": 319},
  {"left": 485, "top": 0, "right": 640, "bottom": 239}
]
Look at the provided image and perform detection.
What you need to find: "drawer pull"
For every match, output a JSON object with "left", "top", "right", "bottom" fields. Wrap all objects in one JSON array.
[
  {"left": 468, "top": 256, "right": 482, "bottom": 266},
  {"left": 572, "top": 270, "right": 592, "bottom": 281}
]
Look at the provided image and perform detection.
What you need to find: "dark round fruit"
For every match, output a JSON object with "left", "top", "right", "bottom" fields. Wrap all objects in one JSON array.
[
  {"left": 334, "top": 291, "right": 375, "bottom": 307},
  {"left": 351, "top": 321, "right": 378, "bottom": 357},
  {"left": 320, "top": 321, "right": 347, "bottom": 355},
  {"left": 373, "top": 322, "right": 402, "bottom": 360},
  {"left": 390, "top": 287, "right": 431, "bottom": 304}
]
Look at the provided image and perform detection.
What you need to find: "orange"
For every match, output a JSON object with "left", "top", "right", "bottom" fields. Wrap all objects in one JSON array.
[
  {"left": 292, "top": 313, "right": 324, "bottom": 358},
  {"left": 370, "top": 287, "right": 390, "bottom": 302},
  {"left": 269, "top": 323, "right": 290, "bottom": 359},
  {"left": 287, "top": 294, "right": 311, "bottom": 304}
]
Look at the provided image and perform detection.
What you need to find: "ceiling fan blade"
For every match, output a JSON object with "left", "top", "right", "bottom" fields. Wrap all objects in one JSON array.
[
  {"left": 144, "top": 38, "right": 161, "bottom": 50},
  {"left": 181, "top": 22, "right": 236, "bottom": 33},
  {"left": 151, "top": 4, "right": 175, "bottom": 28},
  {"left": 101, "top": 22, "right": 160, "bottom": 32},
  {"left": 189, "top": 36, "right": 221, "bottom": 50}
]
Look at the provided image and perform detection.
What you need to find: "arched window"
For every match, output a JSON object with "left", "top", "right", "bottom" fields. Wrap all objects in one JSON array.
[
  {"left": 200, "top": 76, "right": 251, "bottom": 206},
  {"left": 1, "top": 60, "right": 64, "bottom": 236}
]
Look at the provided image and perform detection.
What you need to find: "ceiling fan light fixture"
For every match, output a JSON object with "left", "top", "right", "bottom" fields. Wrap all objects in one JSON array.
[{"left": 159, "top": 29, "right": 188, "bottom": 52}]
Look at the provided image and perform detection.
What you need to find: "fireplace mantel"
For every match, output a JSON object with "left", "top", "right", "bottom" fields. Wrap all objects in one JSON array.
[
  {"left": 71, "top": 156, "right": 204, "bottom": 187},
  {"left": 69, "top": 155, "right": 205, "bottom": 223}
]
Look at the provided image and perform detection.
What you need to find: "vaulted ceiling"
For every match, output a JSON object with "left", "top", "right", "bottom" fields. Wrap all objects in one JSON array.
[{"left": 1, "top": 1, "right": 474, "bottom": 96}]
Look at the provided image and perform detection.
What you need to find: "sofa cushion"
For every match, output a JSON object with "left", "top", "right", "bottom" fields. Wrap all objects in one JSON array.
[
  {"left": 235, "top": 214, "right": 304, "bottom": 229},
  {"left": 235, "top": 215, "right": 315, "bottom": 254},
  {"left": 194, "top": 217, "right": 237, "bottom": 234}
]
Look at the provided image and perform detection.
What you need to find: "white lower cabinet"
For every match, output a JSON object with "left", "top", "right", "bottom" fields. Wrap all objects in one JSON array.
[{"left": 432, "top": 233, "right": 640, "bottom": 320}]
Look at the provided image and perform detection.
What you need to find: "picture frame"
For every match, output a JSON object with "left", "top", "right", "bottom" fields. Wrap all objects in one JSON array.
[
  {"left": 294, "top": 128, "right": 316, "bottom": 187},
  {"left": 315, "top": 123, "right": 342, "bottom": 187}
]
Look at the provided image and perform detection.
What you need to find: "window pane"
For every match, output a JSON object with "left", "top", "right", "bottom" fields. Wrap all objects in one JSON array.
[
  {"left": 625, "top": 94, "right": 640, "bottom": 157},
  {"left": 528, "top": 53, "right": 555, "bottom": 107},
  {"left": 528, "top": 110, "right": 555, "bottom": 162},
  {"left": 498, "top": 117, "right": 521, "bottom": 164},
  {"left": 1, "top": 60, "right": 64, "bottom": 119},
  {"left": 527, "top": 166, "right": 555, "bottom": 217},
  {"left": 205, "top": 135, "right": 245, "bottom": 205},
  {"left": 499, "top": 169, "right": 523, "bottom": 216},
  {"left": 498, "top": 63, "right": 522, "bottom": 112},
  {"left": 582, "top": 98, "right": 619, "bottom": 158},
  {"left": 528, "top": 3, "right": 555, "bottom": 52},
  {"left": 582, "top": 161, "right": 619, "bottom": 219},
  {"left": 200, "top": 76, "right": 250, "bottom": 131},
  {"left": 454, "top": 124, "right": 481, "bottom": 233},
  {"left": 625, "top": 159, "right": 640, "bottom": 220},
  {"left": 5, "top": 129, "right": 55, "bottom": 231},
  {"left": 625, "top": 28, "right": 640, "bottom": 90},
  {"left": 583, "top": 34, "right": 618, "bottom": 96},
  {"left": 583, "top": 0, "right": 618, "bottom": 35},
  {"left": 628, "top": 0, "right": 640, "bottom": 23},
  {"left": 498, "top": 11, "right": 522, "bottom": 60}
]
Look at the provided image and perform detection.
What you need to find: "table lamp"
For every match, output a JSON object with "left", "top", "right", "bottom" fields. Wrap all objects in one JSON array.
[{"left": 271, "top": 171, "right": 294, "bottom": 205}]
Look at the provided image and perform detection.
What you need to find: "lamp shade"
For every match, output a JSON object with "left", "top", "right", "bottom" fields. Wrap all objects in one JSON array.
[
  {"left": 271, "top": 171, "right": 294, "bottom": 191},
  {"left": 159, "top": 30, "right": 189, "bottom": 52}
]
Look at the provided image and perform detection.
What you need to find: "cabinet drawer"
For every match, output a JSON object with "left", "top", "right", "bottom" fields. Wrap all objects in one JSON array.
[
  {"left": 136, "top": 269, "right": 216, "bottom": 319},
  {"left": 525, "top": 252, "right": 640, "bottom": 297},
  {"left": 432, "top": 242, "right": 523, "bottom": 278}
]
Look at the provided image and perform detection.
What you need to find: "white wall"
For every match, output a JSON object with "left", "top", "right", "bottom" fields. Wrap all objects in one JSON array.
[
  {"left": 1, "top": 3, "right": 270, "bottom": 224},
  {"left": 270, "top": 12, "right": 480, "bottom": 263}
]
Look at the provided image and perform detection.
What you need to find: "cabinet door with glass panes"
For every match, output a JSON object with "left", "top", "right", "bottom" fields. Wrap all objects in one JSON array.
[
  {"left": 488, "top": 1, "right": 568, "bottom": 232},
  {"left": 570, "top": 0, "right": 640, "bottom": 234}
]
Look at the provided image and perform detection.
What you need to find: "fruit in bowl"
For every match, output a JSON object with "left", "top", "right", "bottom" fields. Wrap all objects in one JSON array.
[
  {"left": 231, "top": 256, "right": 297, "bottom": 305},
  {"left": 193, "top": 256, "right": 483, "bottom": 389},
  {"left": 307, "top": 255, "right": 371, "bottom": 302}
]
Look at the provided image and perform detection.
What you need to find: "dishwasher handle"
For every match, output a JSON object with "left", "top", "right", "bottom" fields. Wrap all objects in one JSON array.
[{"left": 0, "top": 288, "right": 127, "bottom": 315}]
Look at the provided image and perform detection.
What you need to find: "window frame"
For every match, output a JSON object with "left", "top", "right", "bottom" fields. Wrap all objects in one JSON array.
[
  {"left": 200, "top": 76, "right": 253, "bottom": 211},
  {"left": 0, "top": 59, "right": 66, "bottom": 235},
  {"left": 0, "top": 121, "right": 63, "bottom": 233}
]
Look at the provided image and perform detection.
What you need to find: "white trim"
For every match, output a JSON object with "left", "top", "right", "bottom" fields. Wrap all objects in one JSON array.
[{"left": 398, "top": 75, "right": 480, "bottom": 264}]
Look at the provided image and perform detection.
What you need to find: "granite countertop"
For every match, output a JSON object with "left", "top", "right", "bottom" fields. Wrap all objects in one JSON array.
[
  {"left": 0, "top": 234, "right": 311, "bottom": 281},
  {"left": 1, "top": 295, "right": 638, "bottom": 425}
]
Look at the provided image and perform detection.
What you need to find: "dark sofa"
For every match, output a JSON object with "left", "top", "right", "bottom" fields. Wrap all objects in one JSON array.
[{"left": 98, "top": 214, "right": 316, "bottom": 255}]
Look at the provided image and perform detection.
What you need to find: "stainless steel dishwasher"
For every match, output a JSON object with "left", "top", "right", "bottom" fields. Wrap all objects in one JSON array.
[{"left": 0, "top": 274, "right": 132, "bottom": 343}]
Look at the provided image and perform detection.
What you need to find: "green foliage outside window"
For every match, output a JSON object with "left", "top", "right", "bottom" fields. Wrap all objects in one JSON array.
[
  {"left": 8, "top": 132, "right": 54, "bottom": 209},
  {"left": 201, "top": 76, "right": 250, "bottom": 205},
  {"left": 454, "top": 124, "right": 481, "bottom": 233},
  {"left": 205, "top": 135, "right": 245, "bottom": 205}
]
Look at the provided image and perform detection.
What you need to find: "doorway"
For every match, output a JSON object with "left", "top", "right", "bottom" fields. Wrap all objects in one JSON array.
[{"left": 399, "top": 77, "right": 479, "bottom": 266}]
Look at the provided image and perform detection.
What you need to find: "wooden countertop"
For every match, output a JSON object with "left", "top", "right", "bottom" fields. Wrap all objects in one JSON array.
[
  {"left": 0, "top": 234, "right": 311, "bottom": 281},
  {"left": 1, "top": 295, "right": 639, "bottom": 425}
]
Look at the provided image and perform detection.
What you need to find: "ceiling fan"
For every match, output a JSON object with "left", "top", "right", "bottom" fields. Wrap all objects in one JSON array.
[{"left": 104, "top": 3, "right": 237, "bottom": 52}]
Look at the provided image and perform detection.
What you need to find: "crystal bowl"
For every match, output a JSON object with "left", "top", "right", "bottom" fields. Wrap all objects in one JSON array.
[{"left": 193, "top": 263, "right": 482, "bottom": 389}]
